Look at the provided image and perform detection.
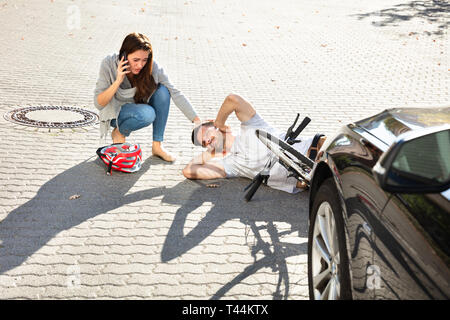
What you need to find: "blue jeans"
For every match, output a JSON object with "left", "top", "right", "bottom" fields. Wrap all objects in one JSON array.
[{"left": 111, "top": 84, "right": 170, "bottom": 141}]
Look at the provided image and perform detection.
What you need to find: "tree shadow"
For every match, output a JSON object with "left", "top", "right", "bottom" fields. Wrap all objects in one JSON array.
[{"left": 352, "top": 0, "right": 449, "bottom": 36}]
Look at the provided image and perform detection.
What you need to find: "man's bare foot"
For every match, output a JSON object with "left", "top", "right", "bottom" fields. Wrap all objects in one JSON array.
[
  {"left": 112, "top": 127, "right": 126, "bottom": 144},
  {"left": 296, "top": 180, "right": 308, "bottom": 190},
  {"left": 152, "top": 142, "right": 176, "bottom": 162}
]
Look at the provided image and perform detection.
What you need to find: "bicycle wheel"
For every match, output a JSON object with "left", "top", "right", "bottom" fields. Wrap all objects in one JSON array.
[{"left": 255, "top": 129, "right": 314, "bottom": 183}]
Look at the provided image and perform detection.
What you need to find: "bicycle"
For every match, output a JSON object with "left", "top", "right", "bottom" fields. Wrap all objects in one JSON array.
[{"left": 243, "top": 114, "right": 316, "bottom": 202}]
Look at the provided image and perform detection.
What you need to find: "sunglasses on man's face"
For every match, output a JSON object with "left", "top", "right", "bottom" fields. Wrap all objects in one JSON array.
[{"left": 201, "top": 127, "right": 219, "bottom": 148}]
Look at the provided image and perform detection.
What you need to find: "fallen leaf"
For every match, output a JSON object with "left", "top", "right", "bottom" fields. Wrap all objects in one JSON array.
[{"left": 69, "top": 194, "right": 81, "bottom": 200}]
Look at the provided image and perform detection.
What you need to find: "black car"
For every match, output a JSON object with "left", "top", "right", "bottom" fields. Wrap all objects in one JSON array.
[{"left": 307, "top": 107, "right": 450, "bottom": 300}]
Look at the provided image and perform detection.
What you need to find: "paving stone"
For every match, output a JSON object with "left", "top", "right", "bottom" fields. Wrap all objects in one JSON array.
[{"left": 0, "top": 0, "right": 448, "bottom": 300}]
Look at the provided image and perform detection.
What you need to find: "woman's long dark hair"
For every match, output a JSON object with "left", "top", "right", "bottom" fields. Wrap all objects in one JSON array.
[{"left": 119, "top": 32, "right": 157, "bottom": 103}]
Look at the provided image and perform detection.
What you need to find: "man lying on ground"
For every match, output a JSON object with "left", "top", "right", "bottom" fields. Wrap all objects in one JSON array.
[{"left": 182, "top": 94, "right": 326, "bottom": 194}]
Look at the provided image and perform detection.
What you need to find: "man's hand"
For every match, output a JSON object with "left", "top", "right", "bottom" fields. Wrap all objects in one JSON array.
[
  {"left": 214, "top": 94, "right": 256, "bottom": 129},
  {"left": 214, "top": 121, "right": 232, "bottom": 133},
  {"left": 183, "top": 149, "right": 227, "bottom": 180}
]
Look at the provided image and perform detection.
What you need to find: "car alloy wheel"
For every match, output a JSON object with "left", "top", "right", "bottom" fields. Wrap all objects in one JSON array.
[
  {"left": 311, "top": 201, "right": 340, "bottom": 300},
  {"left": 308, "top": 178, "right": 351, "bottom": 300}
]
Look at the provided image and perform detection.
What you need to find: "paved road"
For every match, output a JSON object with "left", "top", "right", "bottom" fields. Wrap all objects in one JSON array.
[{"left": 0, "top": 0, "right": 448, "bottom": 299}]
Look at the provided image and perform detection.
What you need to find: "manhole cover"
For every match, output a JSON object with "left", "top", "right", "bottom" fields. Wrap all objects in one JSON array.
[{"left": 4, "top": 105, "right": 98, "bottom": 129}]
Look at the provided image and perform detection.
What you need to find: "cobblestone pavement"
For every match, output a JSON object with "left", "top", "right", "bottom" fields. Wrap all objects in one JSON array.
[{"left": 0, "top": 0, "right": 448, "bottom": 299}]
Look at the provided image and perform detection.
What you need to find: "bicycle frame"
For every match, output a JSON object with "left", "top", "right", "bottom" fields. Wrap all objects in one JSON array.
[{"left": 244, "top": 114, "right": 314, "bottom": 202}]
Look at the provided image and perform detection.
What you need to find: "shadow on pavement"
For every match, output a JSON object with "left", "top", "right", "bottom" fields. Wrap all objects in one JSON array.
[
  {"left": 0, "top": 157, "right": 164, "bottom": 275},
  {"left": 0, "top": 158, "right": 309, "bottom": 299},
  {"left": 160, "top": 178, "right": 309, "bottom": 300},
  {"left": 352, "top": 0, "right": 449, "bottom": 36}
]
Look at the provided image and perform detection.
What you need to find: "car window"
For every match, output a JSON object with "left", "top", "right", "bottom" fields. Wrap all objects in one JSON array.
[{"left": 392, "top": 129, "right": 450, "bottom": 183}]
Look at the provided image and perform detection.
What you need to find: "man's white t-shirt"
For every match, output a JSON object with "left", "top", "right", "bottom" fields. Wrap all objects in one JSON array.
[{"left": 220, "top": 113, "right": 313, "bottom": 194}]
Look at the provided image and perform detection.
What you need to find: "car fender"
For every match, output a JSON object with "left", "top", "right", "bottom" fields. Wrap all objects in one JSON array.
[{"left": 309, "top": 146, "right": 355, "bottom": 295}]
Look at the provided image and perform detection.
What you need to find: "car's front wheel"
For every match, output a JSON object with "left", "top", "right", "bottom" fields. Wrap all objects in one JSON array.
[{"left": 308, "top": 178, "right": 351, "bottom": 300}]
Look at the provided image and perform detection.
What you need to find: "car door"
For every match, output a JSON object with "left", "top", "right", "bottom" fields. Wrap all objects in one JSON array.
[
  {"left": 372, "top": 130, "right": 450, "bottom": 299},
  {"left": 374, "top": 192, "right": 450, "bottom": 299}
]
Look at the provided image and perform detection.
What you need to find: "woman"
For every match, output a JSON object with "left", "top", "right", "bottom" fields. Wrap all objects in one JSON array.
[{"left": 94, "top": 32, "right": 201, "bottom": 162}]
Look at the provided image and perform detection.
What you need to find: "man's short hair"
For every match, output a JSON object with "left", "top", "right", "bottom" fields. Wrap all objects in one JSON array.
[{"left": 191, "top": 121, "right": 215, "bottom": 146}]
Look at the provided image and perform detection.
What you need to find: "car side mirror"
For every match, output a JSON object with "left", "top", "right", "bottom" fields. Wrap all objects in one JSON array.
[{"left": 373, "top": 125, "right": 450, "bottom": 194}]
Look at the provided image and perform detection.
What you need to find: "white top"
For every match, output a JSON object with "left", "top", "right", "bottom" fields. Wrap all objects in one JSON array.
[{"left": 221, "top": 113, "right": 313, "bottom": 194}]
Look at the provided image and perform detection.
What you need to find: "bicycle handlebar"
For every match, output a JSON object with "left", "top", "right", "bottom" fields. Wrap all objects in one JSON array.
[{"left": 286, "top": 116, "right": 311, "bottom": 145}]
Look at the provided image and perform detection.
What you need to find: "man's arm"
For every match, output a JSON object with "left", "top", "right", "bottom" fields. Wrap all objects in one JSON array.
[
  {"left": 182, "top": 150, "right": 227, "bottom": 180},
  {"left": 183, "top": 93, "right": 255, "bottom": 180},
  {"left": 214, "top": 94, "right": 256, "bottom": 131}
]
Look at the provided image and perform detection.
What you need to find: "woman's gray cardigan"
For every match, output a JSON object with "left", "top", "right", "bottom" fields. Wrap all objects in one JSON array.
[{"left": 93, "top": 53, "right": 198, "bottom": 139}]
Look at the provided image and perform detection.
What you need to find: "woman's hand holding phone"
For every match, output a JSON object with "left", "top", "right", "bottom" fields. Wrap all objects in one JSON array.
[
  {"left": 116, "top": 55, "right": 130, "bottom": 84},
  {"left": 96, "top": 54, "right": 130, "bottom": 108}
]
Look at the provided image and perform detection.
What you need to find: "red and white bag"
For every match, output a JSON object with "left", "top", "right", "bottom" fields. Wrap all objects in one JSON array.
[{"left": 96, "top": 142, "right": 142, "bottom": 175}]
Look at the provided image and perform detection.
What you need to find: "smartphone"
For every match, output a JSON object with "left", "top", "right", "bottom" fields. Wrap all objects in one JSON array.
[{"left": 119, "top": 51, "right": 129, "bottom": 69}]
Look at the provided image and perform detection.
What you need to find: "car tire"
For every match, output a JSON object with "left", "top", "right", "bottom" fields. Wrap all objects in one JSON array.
[{"left": 308, "top": 177, "right": 352, "bottom": 300}]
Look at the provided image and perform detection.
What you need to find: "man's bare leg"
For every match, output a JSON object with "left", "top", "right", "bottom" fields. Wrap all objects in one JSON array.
[
  {"left": 307, "top": 136, "right": 327, "bottom": 161},
  {"left": 296, "top": 136, "right": 327, "bottom": 190},
  {"left": 296, "top": 180, "right": 308, "bottom": 189}
]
